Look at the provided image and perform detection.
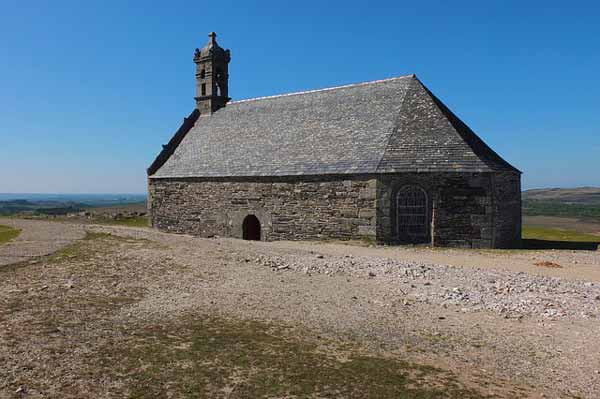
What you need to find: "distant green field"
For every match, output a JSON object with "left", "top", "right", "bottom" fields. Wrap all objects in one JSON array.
[
  {"left": 522, "top": 225, "right": 600, "bottom": 242},
  {"left": 0, "top": 224, "right": 20, "bottom": 244},
  {"left": 523, "top": 200, "right": 600, "bottom": 221}
]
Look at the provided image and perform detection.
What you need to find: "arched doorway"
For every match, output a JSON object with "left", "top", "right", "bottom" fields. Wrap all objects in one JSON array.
[
  {"left": 242, "top": 215, "right": 261, "bottom": 241},
  {"left": 396, "top": 185, "right": 430, "bottom": 244}
]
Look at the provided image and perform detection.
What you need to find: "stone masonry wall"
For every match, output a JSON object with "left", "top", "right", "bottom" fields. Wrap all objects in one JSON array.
[
  {"left": 149, "top": 172, "right": 521, "bottom": 248},
  {"left": 148, "top": 176, "right": 378, "bottom": 241},
  {"left": 491, "top": 171, "right": 522, "bottom": 248},
  {"left": 376, "top": 172, "right": 521, "bottom": 248}
]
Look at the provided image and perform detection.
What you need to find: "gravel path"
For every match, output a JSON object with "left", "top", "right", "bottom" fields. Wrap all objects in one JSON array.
[{"left": 0, "top": 218, "right": 85, "bottom": 266}]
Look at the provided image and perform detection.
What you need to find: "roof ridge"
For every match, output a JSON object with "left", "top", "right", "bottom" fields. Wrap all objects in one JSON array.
[{"left": 229, "top": 74, "right": 415, "bottom": 104}]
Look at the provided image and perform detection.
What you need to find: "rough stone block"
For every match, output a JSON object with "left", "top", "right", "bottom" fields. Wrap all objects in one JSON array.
[
  {"left": 358, "top": 209, "right": 376, "bottom": 219},
  {"left": 358, "top": 225, "right": 376, "bottom": 236},
  {"left": 340, "top": 208, "right": 358, "bottom": 218}
]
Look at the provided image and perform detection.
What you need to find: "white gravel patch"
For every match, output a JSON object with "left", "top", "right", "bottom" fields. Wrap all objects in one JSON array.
[{"left": 251, "top": 252, "right": 600, "bottom": 320}]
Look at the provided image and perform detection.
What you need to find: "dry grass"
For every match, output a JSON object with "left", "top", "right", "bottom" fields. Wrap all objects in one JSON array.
[
  {"left": 107, "top": 315, "right": 494, "bottom": 399},
  {"left": 534, "top": 261, "right": 563, "bottom": 268}
]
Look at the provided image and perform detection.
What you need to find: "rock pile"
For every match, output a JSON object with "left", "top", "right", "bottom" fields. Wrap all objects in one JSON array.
[{"left": 251, "top": 252, "right": 600, "bottom": 320}]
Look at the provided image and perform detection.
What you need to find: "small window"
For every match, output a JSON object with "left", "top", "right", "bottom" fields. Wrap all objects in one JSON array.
[
  {"left": 201, "top": 83, "right": 206, "bottom": 96},
  {"left": 199, "top": 69, "right": 205, "bottom": 79}
]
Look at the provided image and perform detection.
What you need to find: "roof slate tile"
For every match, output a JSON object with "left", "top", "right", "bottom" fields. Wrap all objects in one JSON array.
[{"left": 150, "top": 75, "right": 518, "bottom": 178}]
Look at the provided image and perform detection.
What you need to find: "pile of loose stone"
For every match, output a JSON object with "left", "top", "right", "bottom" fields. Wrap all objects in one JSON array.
[{"left": 250, "top": 252, "right": 600, "bottom": 320}]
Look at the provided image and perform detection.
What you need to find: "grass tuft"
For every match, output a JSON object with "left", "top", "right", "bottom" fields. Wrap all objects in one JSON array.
[
  {"left": 114, "top": 317, "right": 492, "bottom": 399},
  {"left": 0, "top": 224, "right": 20, "bottom": 244}
]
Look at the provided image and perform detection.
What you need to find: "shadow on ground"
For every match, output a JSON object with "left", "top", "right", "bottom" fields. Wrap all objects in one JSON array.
[{"left": 522, "top": 239, "right": 600, "bottom": 251}]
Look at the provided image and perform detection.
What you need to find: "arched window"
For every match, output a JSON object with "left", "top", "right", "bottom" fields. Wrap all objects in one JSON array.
[
  {"left": 242, "top": 215, "right": 261, "bottom": 241},
  {"left": 396, "top": 185, "right": 429, "bottom": 242}
]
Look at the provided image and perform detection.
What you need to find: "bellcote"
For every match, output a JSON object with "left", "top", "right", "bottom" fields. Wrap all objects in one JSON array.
[{"left": 193, "top": 32, "right": 231, "bottom": 114}]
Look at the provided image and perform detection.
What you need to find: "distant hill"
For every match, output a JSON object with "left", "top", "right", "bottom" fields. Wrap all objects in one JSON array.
[
  {"left": 523, "top": 187, "right": 600, "bottom": 221},
  {"left": 522, "top": 187, "right": 600, "bottom": 205},
  {"left": 0, "top": 199, "right": 89, "bottom": 216},
  {"left": 0, "top": 194, "right": 147, "bottom": 216},
  {"left": 0, "top": 193, "right": 146, "bottom": 206}
]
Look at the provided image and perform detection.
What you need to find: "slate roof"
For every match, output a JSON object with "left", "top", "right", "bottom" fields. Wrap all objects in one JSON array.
[{"left": 149, "top": 75, "right": 519, "bottom": 178}]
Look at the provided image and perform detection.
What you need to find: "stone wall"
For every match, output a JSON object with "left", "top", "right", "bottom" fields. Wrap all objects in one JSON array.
[
  {"left": 491, "top": 172, "right": 522, "bottom": 248},
  {"left": 148, "top": 176, "right": 378, "bottom": 241},
  {"left": 376, "top": 172, "right": 521, "bottom": 248},
  {"left": 149, "top": 172, "right": 521, "bottom": 248}
]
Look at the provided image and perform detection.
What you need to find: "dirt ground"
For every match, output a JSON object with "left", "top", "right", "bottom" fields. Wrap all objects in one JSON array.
[
  {"left": 0, "top": 219, "right": 84, "bottom": 266},
  {"left": 1, "top": 219, "right": 599, "bottom": 398}
]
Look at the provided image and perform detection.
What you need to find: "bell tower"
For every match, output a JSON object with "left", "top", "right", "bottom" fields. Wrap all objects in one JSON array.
[{"left": 193, "top": 32, "right": 231, "bottom": 114}]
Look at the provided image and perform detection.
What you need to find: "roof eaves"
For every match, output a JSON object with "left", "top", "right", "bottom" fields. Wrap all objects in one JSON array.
[{"left": 147, "top": 108, "right": 200, "bottom": 176}]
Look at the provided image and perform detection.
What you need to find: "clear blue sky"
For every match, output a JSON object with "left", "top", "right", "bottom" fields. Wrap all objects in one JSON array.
[{"left": 1, "top": 0, "right": 598, "bottom": 193}]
